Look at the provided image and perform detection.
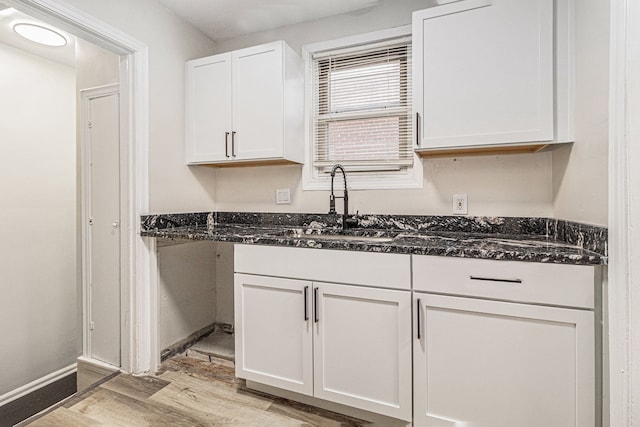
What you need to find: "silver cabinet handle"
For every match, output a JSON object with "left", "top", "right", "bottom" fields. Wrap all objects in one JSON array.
[
  {"left": 415, "top": 112, "right": 420, "bottom": 146},
  {"left": 469, "top": 275, "right": 522, "bottom": 284},
  {"left": 416, "top": 298, "right": 422, "bottom": 339},
  {"left": 313, "top": 287, "right": 319, "bottom": 323},
  {"left": 231, "top": 131, "right": 236, "bottom": 157},
  {"left": 225, "top": 132, "right": 230, "bottom": 158}
]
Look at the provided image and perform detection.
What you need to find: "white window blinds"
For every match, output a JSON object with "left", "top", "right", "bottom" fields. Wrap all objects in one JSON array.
[{"left": 312, "top": 38, "right": 413, "bottom": 169}]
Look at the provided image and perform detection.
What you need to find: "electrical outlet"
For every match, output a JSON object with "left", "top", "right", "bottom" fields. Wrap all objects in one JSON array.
[
  {"left": 452, "top": 194, "right": 468, "bottom": 215},
  {"left": 276, "top": 188, "right": 291, "bottom": 204}
]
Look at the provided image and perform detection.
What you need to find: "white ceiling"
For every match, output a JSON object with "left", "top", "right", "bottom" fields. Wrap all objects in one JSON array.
[
  {"left": 157, "top": 0, "right": 382, "bottom": 41},
  {"left": 0, "top": 5, "right": 75, "bottom": 67}
]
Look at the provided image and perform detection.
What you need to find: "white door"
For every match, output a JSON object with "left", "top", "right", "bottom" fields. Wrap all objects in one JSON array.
[
  {"left": 232, "top": 42, "right": 284, "bottom": 160},
  {"left": 234, "top": 273, "right": 313, "bottom": 395},
  {"left": 186, "top": 53, "right": 233, "bottom": 163},
  {"left": 414, "top": 293, "right": 595, "bottom": 427},
  {"left": 84, "top": 86, "right": 121, "bottom": 367},
  {"left": 313, "top": 283, "right": 412, "bottom": 421}
]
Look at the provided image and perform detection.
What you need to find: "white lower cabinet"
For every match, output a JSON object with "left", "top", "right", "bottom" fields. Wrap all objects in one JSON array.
[
  {"left": 313, "top": 283, "right": 412, "bottom": 421},
  {"left": 234, "top": 246, "right": 599, "bottom": 426},
  {"left": 413, "top": 294, "right": 594, "bottom": 427},
  {"left": 412, "top": 256, "right": 598, "bottom": 427},
  {"left": 234, "top": 274, "right": 313, "bottom": 396},
  {"left": 234, "top": 245, "right": 412, "bottom": 422},
  {"left": 235, "top": 274, "right": 412, "bottom": 421}
]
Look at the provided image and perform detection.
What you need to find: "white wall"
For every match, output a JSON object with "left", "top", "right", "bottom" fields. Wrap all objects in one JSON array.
[
  {"left": 63, "top": 0, "right": 218, "bottom": 213},
  {"left": 213, "top": 155, "right": 553, "bottom": 217},
  {"left": 75, "top": 38, "right": 119, "bottom": 89},
  {"left": 214, "top": 0, "right": 435, "bottom": 53},
  {"left": 0, "top": 44, "right": 77, "bottom": 396},
  {"left": 552, "top": 0, "right": 609, "bottom": 226},
  {"left": 158, "top": 242, "right": 217, "bottom": 350}
]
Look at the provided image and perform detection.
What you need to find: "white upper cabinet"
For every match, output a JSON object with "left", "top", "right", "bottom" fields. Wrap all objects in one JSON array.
[
  {"left": 186, "top": 40, "right": 304, "bottom": 165},
  {"left": 413, "top": 0, "right": 573, "bottom": 155},
  {"left": 186, "top": 53, "right": 233, "bottom": 163}
]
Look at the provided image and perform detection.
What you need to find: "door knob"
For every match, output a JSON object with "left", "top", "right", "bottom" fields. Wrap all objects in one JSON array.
[{"left": 112, "top": 221, "right": 120, "bottom": 228}]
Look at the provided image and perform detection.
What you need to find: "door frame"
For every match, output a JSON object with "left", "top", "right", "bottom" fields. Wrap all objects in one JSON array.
[
  {"left": 12, "top": 0, "right": 156, "bottom": 374},
  {"left": 608, "top": 0, "right": 637, "bottom": 425},
  {"left": 80, "top": 84, "right": 121, "bottom": 366}
]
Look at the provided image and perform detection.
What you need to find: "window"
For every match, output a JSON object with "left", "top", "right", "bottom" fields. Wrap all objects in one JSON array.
[{"left": 303, "top": 27, "right": 422, "bottom": 190}]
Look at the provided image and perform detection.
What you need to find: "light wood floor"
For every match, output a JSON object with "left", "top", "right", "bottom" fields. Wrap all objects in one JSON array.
[{"left": 21, "top": 356, "right": 366, "bottom": 427}]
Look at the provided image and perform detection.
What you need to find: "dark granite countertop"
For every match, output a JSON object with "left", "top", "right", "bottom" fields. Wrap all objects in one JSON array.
[{"left": 140, "top": 212, "right": 607, "bottom": 266}]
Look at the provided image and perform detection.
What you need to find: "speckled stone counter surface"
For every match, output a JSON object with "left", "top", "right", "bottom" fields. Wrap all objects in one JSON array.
[{"left": 140, "top": 212, "right": 607, "bottom": 266}]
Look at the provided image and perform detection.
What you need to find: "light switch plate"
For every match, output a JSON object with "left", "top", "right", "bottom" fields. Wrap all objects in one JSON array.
[
  {"left": 452, "top": 194, "right": 468, "bottom": 215},
  {"left": 276, "top": 188, "right": 291, "bottom": 204}
]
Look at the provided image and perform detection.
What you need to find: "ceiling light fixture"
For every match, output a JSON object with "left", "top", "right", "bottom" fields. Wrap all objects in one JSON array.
[{"left": 13, "top": 23, "right": 67, "bottom": 47}]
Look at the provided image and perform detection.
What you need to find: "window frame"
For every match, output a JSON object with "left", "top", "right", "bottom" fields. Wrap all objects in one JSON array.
[{"left": 302, "top": 25, "right": 423, "bottom": 191}]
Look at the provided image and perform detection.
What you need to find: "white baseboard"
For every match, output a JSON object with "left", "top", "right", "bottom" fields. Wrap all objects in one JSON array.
[
  {"left": 76, "top": 356, "right": 120, "bottom": 392},
  {"left": 0, "top": 363, "right": 77, "bottom": 407},
  {"left": 77, "top": 355, "right": 120, "bottom": 372}
]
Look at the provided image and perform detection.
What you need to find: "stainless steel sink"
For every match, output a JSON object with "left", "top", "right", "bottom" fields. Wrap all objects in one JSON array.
[{"left": 288, "top": 233, "right": 396, "bottom": 243}]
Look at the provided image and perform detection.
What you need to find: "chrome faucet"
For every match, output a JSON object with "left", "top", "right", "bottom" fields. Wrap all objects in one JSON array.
[{"left": 329, "top": 164, "right": 358, "bottom": 230}]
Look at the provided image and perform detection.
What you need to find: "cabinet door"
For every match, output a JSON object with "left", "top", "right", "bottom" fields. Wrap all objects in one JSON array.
[
  {"left": 413, "top": 0, "right": 554, "bottom": 149},
  {"left": 232, "top": 42, "right": 285, "bottom": 160},
  {"left": 413, "top": 294, "right": 595, "bottom": 427},
  {"left": 235, "top": 274, "right": 313, "bottom": 396},
  {"left": 186, "top": 53, "right": 233, "bottom": 163},
  {"left": 313, "top": 283, "right": 412, "bottom": 421}
]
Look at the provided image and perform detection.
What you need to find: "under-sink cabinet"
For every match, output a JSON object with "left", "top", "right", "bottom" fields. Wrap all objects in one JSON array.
[
  {"left": 234, "top": 245, "right": 412, "bottom": 421},
  {"left": 412, "top": 0, "right": 574, "bottom": 156},
  {"left": 234, "top": 274, "right": 312, "bottom": 395},
  {"left": 412, "top": 256, "right": 600, "bottom": 427},
  {"left": 186, "top": 40, "right": 303, "bottom": 165}
]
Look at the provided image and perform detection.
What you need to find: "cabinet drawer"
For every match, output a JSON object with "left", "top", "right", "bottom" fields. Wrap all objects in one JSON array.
[
  {"left": 412, "top": 256, "right": 596, "bottom": 309},
  {"left": 235, "top": 244, "right": 411, "bottom": 290}
]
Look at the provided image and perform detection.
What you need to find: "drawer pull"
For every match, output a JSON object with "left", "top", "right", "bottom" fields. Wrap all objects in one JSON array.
[{"left": 469, "top": 276, "right": 523, "bottom": 284}]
